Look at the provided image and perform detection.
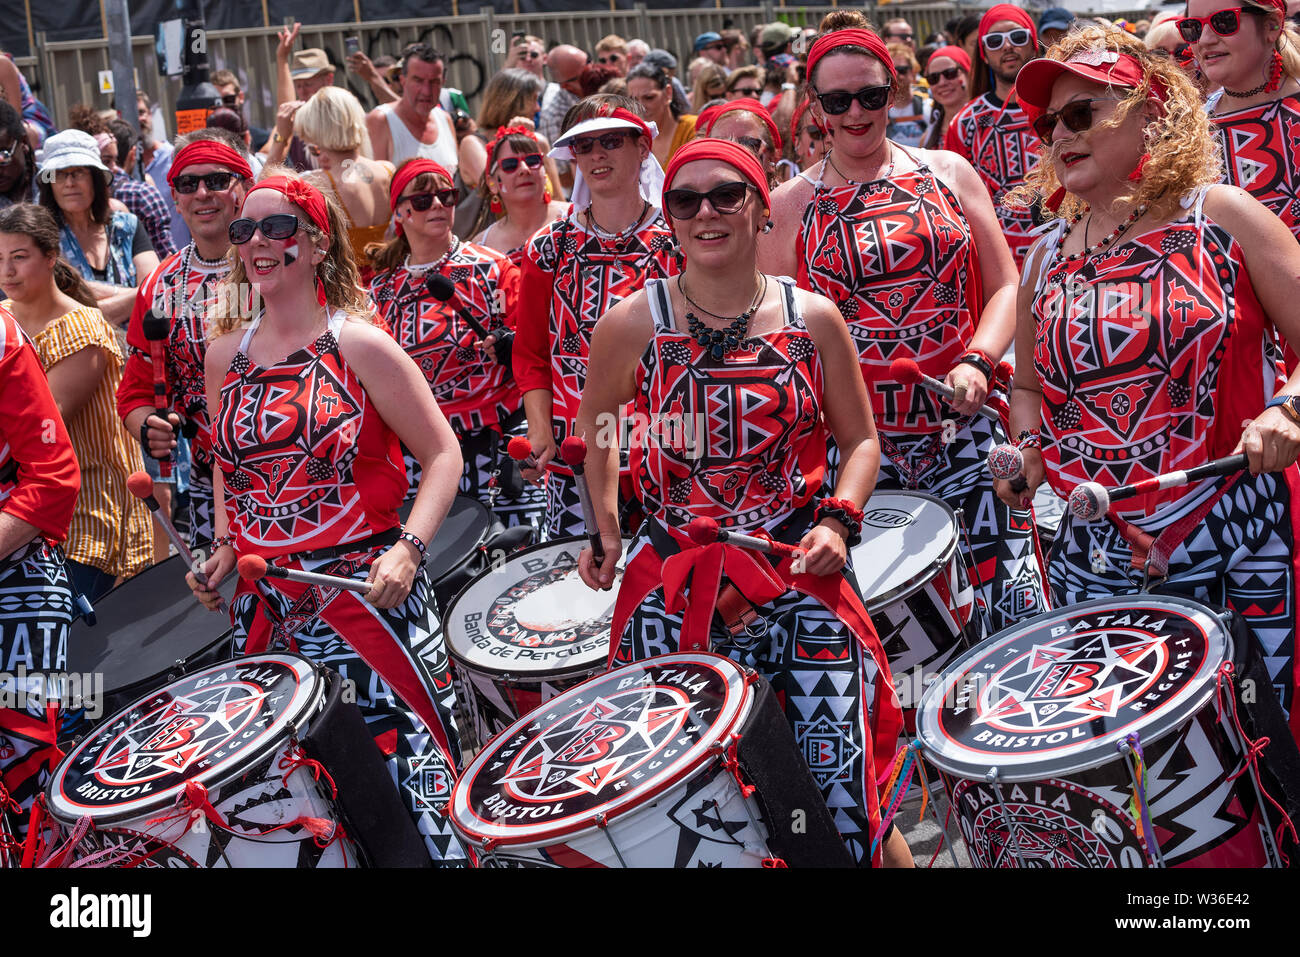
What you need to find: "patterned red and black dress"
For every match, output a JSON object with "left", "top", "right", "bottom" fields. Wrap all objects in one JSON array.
[
  {"left": 370, "top": 241, "right": 544, "bottom": 530},
  {"left": 608, "top": 277, "right": 902, "bottom": 867},
  {"left": 1210, "top": 90, "right": 1300, "bottom": 369},
  {"left": 796, "top": 155, "right": 1046, "bottom": 634},
  {"left": 116, "top": 244, "right": 232, "bottom": 544},
  {"left": 0, "top": 306, "right": 79, "bottom": 842},
  {"left": 212, "top": 311, "right": 466, "bottom": 863},
  {"left": 945, "top": 93, "right": 1040, "bottom": 267},
  {"left": 1030, "top": 186, "right": 1300, "bottom": 732},
  {"left": 514, "top": 208, "right": 678, "bottom": 537}
]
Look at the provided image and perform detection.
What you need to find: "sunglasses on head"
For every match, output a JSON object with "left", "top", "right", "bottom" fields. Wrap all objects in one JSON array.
[
  {"left": 496, "top": 152, "right": 544, "bottom": 173},
  {"left": 812, "top": 83, "right": 892, "bottom": 115},
  {"left": 229, "top": 214, "right": 300, "bottom": 244},
  {"left": 568, "top": 131, "right": 631, "bottom": 154},
  {"left": 402, "top": 188, "right": 461, "bottom": 210},
  {"left": 926, "top": 66, "right": 964, "bottom": 85},
  {"left": 1176, "top": 6, "right": 1265, "bottom": 42},
  {"left": 981, "top": 29, "right": 1033, "bottom": 52},
  {"left": 663, "top": 181, "right": 756, "bottom": 220},
  {"left": 174, "top": 171, "right": 240, "bottom": 194},
  {"left": 1031, "top": 97, "right": 1120, "bottom": 146}
]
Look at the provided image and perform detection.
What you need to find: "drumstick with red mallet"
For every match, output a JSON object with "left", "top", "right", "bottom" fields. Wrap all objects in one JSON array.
[
  {"left": 1068, "top": 453, "right": 1249, "bottom": 522},
  {"left": 141, "top": 308, "right": 174, "bottom": 478},
  {"left": 559, "top": 436, "right": 606, "bottom": 564},
  {"left": 686, "top": 517, "right": 804, "bottom": 559},
  {"left": 127, "top": 471, "right": 224, "bottom": 611},
  {"left": 237, "top": 554, "right": 373, "bottom": 594}
]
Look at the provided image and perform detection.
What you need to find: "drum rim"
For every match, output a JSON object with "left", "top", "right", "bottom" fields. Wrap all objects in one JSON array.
[
  {"left": 851, "top": 490, "right": 962, "bottom": 614},
  {"left": 424, "top": 494, "right": 495, "bottom": 583},
  {"left": 444, "top": 535, "right": 631, "bottom": 680},
  {"left": 915, "top": 594, "right": 1234, "bottom": 782},
  {"left": 46, "top": 653, "right": 326, "bottom": 825},
  {"left": 449, "top": 652, "right": 754, "bottom": 848}
]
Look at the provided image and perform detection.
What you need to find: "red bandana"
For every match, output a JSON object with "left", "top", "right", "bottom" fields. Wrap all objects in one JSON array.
[
  {"left": 167, "top": 141, "right": 253, "bottom": 186},
  {"left": 663, "top": 138, "right": 771, "bottom": 213},
  {"left": 701, "top": 98, "right": 784, "bottom": 154},
  {"left": 807, "top": 28, "right": 896, "bottom": 84},
  {"left": 245, "top": 175, "right": 331, "bottom": 236}
]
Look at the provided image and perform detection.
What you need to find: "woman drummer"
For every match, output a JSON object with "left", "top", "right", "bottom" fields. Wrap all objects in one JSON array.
[
  {"left": 514, "top": 99, "right": 678, "bottom": 539},
  {"left": 1183, "top": 0, "right": 1300, "bottom": 368},
  {"left": 761, "top": 23, "right": 1047, "bottom": 637},
  {"left": 576, "top": 138, "right": 907, "bottom": 867},
  {"left": 368, "top": 158, "right": 543, "bottom": 530},
  {"left": 1003, "top": 26, "right": 1300, "bottom": 733},
  {"left": 187, "top": 169, "right": 469, "bottom": 863}
]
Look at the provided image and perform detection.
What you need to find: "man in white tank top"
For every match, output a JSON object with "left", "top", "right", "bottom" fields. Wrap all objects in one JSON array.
[{"left": 365, "top": 44, "right": 485, "bottom": 187}]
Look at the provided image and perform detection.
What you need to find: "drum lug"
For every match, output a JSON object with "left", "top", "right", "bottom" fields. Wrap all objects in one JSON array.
[{"left": 594, "top": 811, "right": 630, "bottom": 868}]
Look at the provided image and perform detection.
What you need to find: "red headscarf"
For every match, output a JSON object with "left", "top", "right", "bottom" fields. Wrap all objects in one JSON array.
[
  {"left": 167, "top": 140, "right": 254, "bottom": 186},
  {"left": 927, "top": 44, "right": 972, "bottom": 76},
  {"left": 485, "top": 125, "right": 540, "bottom": 172},
  {"left": 388, "top": 159, "right": 454, "bottom": 236},
  {"left": 663, "top": 138, "right": 771, "bottom": 215},
  {"left": 789, "top": 97, "right": 823, "bottom": 150},
  {"left": 806, "top": 28, "right": 896, "bottom": 85},
  {"left": 245, "top": 175, "right": 330, "bottom": 235},
  {"left": 699, "top": 98, "right": 784, "bottom": 153},
  {"left": 978, "top": 4, "right": 1038, "bottom": 48}
]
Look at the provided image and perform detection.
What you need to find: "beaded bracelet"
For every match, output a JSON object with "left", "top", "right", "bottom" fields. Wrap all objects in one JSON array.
[
  {"left": 399, "top": 530, "right": 427, "bottom": 558},
  {"left": 211, "top": 534, "right": 235, "bottom": 550},
  {"left": 1016, "top": 429, "right": 1042, "bottom": 451},
  {"left": 815, "top": 497, "right": 865, "bottom": 547},
  {"left": 955, "top": 349, "right": 994, "bottom": 383}
]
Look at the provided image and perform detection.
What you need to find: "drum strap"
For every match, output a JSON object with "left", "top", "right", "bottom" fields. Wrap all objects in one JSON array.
[{"left": 1107, "top": 475, "right": 1239, "bottom": 577}]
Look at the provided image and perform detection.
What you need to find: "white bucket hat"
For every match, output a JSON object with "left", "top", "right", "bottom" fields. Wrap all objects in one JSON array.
[{"left": 36, "top": 129, "right": 112, "bottom": 185}]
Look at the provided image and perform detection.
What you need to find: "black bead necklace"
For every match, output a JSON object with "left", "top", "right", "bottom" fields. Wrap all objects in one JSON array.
[{"left": 680, "top": 274, "right": 766, "bottom": 358}]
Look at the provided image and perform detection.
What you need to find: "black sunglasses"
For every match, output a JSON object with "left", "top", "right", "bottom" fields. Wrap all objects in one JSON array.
[
  {"left": 221, "top": 93, "right": 239, "bottom": 107},
  {"left": 732, "top": 135, "right": 767, "bottom": 155},
  {"left": 402, "top": 188, "right": 461, "bottom": 209},
  {"left": 731, "top": 86, "right": 763, "bottom": 97},
  {"left": 496, "top": 153, "right": 543, "bottom": 173},
  {"left": 663, "top": 181, "right": 756, "bottom": 220},
  {"left": 895, "top": 64, "right": 913, "bottom": 74},
  {"left": 926, "top": 66, "right": 964, "bottom": 85},
  {"left": 804, "top": 126, "right": 826, "bottom": 141},
  {"left": 812, "top": 83, "right": 892, "bottom": 115},
  {"left": 1031, "top": 97, "right": 1119, "bottom": 146},
  {"left": 568, "top": 132, "right": 631, "bottom": 154},
  {"left": 229, "top": 214, "right": 300, "bottom": 244},
  {"left": 1177, "top": 6, "right": 1264, "bottom": 42},
  {"left": 174, "top": 171, "right": 240, "bottom": 194}
]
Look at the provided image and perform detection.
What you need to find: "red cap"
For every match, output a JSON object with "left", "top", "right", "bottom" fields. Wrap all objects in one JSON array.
[{"left": 1016, "top": 48, "right": 1158, "bottom": 124}]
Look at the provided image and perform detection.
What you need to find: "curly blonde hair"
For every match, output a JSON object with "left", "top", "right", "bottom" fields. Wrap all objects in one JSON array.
[
  {"left": 1008, "top": 26, "right": 1220, "bottom": 223},
  {"left": 209, "top": 164, "right": 375, "bottom": 339}
]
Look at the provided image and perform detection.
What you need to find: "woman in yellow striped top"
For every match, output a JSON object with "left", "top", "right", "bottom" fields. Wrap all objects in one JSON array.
[{"left": 0, "top": 204, "right": 151, "bottom": 601}]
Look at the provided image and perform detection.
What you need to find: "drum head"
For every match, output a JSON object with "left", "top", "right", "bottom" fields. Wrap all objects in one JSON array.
[
  {"left": 849, "top": 491, "right": 958, "bottom": 610},
  {"left": 450, "top": 653, "right": 752, "bottom": 847},
  {"left": 917, "top": 595, "right": 1232, "bottom": 781},
  {"left": 47, "top": 654, "right": 323, "bottom": 826},
  {"left": 443, "top": 537, "right": 629, "bottom": 680},
  {"left": 66, "top": 554, "right": 237, "bottom": 692},
  {"left": 406, "top": 495, "right": 493, "bottom": 583}
]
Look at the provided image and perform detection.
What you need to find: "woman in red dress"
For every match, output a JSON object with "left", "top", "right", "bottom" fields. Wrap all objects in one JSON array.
[
  {"left": 189, "top": 169, "right": 469, "bottom": 863},
  {"left": 576, "top": 138, "right": 906, "bottom": 867}
]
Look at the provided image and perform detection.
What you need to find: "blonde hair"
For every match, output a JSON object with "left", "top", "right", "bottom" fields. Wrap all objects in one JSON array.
[
  {"left": 596, "top": 34, "right": 628, "bottom": 56},
  {"left": 1008, "top": 26, "right": 1220, "bottom": 223},
  {"left": 210, "top": 165, "right": 374, "bottom": 338},
  {"left": 294, "top": 87, "right": 371, "bottom": 155},
  {"left": 692, "top": 63, "right": 728, "bottom": 111}
]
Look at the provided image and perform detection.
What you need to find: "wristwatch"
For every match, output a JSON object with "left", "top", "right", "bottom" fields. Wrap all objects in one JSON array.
[
  {"left": 1265, "top": 394, "right": 1300, "bottom": 426},
  {"left": 271, "top": 131, "right": 287, "bottom": 144}
]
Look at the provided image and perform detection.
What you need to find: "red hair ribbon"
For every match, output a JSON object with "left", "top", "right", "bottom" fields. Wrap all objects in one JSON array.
[
  {"left": 806, "top": 28, "right": 896, "bottom": 85},
  {"left": 663, "top": 137, "right": 772, "bottom": 214},
  {"left": 168, "top": 140, "right": 254, "bottom": 186},
  {"left": 701, "top": 98, "right": 784, "bottom": 154}
]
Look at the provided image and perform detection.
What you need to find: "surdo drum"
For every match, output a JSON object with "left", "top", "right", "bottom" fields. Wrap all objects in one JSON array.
[
  {"left": 46, "top": 654, "right": 425, "bottom": 867},
  {"left": 450, "top": 653, "right": 851, "bottom": 867},
  {"left": 917, "top": 595, "right": 1285, "bottom": 868},
  {"left": 443, "top": 537, "right": 629, "bottom": 752},
  {"left": 849, "top": 491, "right": 982, "bottom": 716}
]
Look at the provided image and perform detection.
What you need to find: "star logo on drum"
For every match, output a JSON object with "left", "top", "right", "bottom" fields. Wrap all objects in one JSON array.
[
  {"left": 497, "top": 689, "right": 692, "bottom": 801},
  {"left": 973, "top": 631, "right": 1169, "bottom": 733}
]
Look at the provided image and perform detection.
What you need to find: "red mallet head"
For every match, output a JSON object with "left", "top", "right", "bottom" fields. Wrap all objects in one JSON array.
[
  {"left": 987, "top": 443, "right": 1024, "bottom": 481},
  {"left": 687, "top": 516, "right": 721, "bottom": 546},
  {"left": 890, "top": 357, "right": 922, "bottom": 385},
  {"left": 1068, "top": 482, "right": 1110, "bottom": 522},
  {"left": 127, "top": 470, "right": 155, "bottom": 501},
  {"left": 507, "top": 436, "right": 534, "bottom": 461},
  {"left": 559, "top": 435, "right": 588, "bottom": 467},
  {"left": 237, "top": 554, "right": 269, "bottom": 581}
]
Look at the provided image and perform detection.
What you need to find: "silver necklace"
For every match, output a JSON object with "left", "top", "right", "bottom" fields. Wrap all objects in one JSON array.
[{"left": 405, "top": 238, "right": 459, "bottom": 275}]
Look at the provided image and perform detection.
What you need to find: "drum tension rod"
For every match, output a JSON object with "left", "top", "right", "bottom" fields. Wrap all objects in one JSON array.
[
  {"left": 985, "top": 768, "right": 1029, "bottom": 869},
  {"left": 593, "top": 812, "right": 629, "bottom": 868}
]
